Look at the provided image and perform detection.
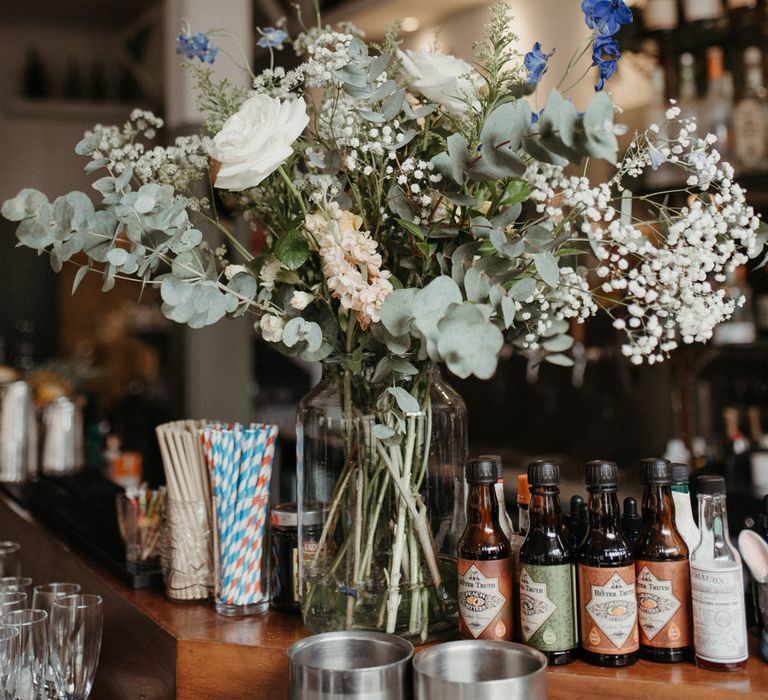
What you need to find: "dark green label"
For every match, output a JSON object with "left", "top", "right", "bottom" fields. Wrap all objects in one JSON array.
[{"left": 519, "top": 563, "right": 577, "bottom": 652}]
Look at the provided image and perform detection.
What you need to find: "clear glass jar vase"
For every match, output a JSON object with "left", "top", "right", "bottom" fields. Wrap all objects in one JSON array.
[{"left": 296, "top": 355, "right": 467, "bottom": 643}]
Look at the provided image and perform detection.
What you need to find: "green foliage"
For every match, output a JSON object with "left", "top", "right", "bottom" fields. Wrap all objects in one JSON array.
[{"left": 184, "top": 62, "right": 247, "bottom": 134}]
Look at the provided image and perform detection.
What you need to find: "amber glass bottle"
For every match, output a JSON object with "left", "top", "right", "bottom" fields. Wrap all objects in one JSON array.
[
  {"left": 635, "top": 458, "right": 692, "bottom": 663},
  {"left": 519, "top": 461, "right": 577, "bottom": 665},
  {"left": 457, "top": 458, "right": 513, "bottom": 641},
  {"left": 578, "top": 461, "right": 639, "bottom": 667}
]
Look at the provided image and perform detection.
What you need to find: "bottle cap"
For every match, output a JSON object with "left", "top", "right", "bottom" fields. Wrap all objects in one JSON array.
[
  {"left": 622, "top": 497, "right": 641, "bottom": 523},
  {"left": 696, "top": 474, "right": 726, "bottom": 495},
  {"left": 477, "top": 454, "right": 503, "bottom": 479},
  {"left": 527, "top": 460, "right": 560, "bottom": 487},
  {"left": 641, "top": 457, "right": 672, "bottom": 484},
  {"left": 466, "top": 457, "right": 501, "bottom": 484},
  {"left": 671, "top": 462, "right": 690, "bottom": 485},
  {"left": 517, "top": 474, "right": 530, "bottom": 505},
  {"left": 569, "top": 494, "right": 584, "bottom": 515},
  {"left": 585, "top": 460, "right": 618, "bottom": 490}
]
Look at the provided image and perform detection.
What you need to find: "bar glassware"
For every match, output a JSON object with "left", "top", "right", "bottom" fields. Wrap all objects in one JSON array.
[
  {"left": 213, "top": 495, "right": 270, "bottom": 616},
  {"left": 0, "top": 609, "right": 48, "bottom": 700},
  {"left": 50, "top": 595, "right": 102, "bottom": 700},
  {"left": 0, "top": 577, "right": 33, "bottom": 602},
  {"left": 0, "top": 625, "right": 21, "bottom": 700},
  {"left": 0, "top": 542, "right": 21, "bottom": 578},
  {"left": 0, "top": 593, "right": 27, "bottom": 617},
  {"left": 115, "top": 491, "right": 164, "bottom": 572},
  {"left": 160, "top": 499, "right": 214, "bottom": 602},
  {"left": 32, "top": 584, "right": 81, "bottom": 698}
]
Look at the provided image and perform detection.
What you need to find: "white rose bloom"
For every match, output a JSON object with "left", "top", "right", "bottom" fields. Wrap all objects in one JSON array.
[
  {"left": 398, "top": 49, "right": 483, "bottom": 116},
  {"left": 290, "top": 291, "right": 314, "bottom": 310},
  {"left": 260, "top": 257, "right": 283, "bottom": 292},
  {"left": 224, "top": 264, "right": 248, "bottom": 281},
  {"left": 259, "top": 314, "right": 285, "bottom": 343},
  {"left": 208, "top": 95, "right": 309, "bottom": 191}
]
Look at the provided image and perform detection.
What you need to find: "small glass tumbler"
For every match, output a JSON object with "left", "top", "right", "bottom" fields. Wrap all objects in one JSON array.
[
  {"left": 116, "top": 492, "right": 164, "bottom": 572},
  {"left": 0, "top": 542, "right": 21, "bottom": 578},
  {"left": 50, "top": 595, "right": 103, "bottom": 700},
  {"left": 0, "top": 577, "right": 33, "bottom": 602},
  {"left": 0, "top": 592, "right": 27, "bottom": 617},
  {"left": 213, "top": 496, "right": 270, "bottom": 616},
  {"left": 160, "top": 499, "right": 214, "bottom": 602},
  {"left": 33, "top": 583, "right": 81, "bottom": 699},
  {"left": 0, "top": 625, "right": 21, "bottom": 700},
  {"left": 0, "top": 609, "right": 48, "bottom": 700}
]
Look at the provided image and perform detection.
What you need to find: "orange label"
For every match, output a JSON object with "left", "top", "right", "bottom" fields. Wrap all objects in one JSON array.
[
  {"left": 635, "top": 559, "right": 691, "bottom": 649},
  {"left": 458, "top": 557, "right": 513, "bottom": 641},
  {"left": 578, "top": 564, "right": 639, "bottom": 655}
]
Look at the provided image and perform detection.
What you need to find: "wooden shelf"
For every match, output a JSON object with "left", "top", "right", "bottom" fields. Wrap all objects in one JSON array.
[
  {"left": 3, "top": 97, "right": 140, "bottom": 122},
  {"left": 3, "top": 493, "right": 768, "bottom": 699}
]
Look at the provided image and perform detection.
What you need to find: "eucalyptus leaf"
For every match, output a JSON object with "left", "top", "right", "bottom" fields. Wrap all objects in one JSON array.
[
  {"left": 380, "top": 288, "right": 417, "bottom": 336},
  {"left": 464, "top": 267, "right": 490, "bottom": 303},
  {"left": 446, "top": 133, "right": 468, "bottom": 185},
  {"left": 508, "top": 277, "right": 537, "bottom": 302},
  {"left": 542, "top": 334, "right": 574, "bottom": 352},
  {"left": 373, "top": 424, "right": 396, "bottom": 441},
  {"left": 387, "top": 386, "right": 421, "bottom": 415},
  {"left": 534, "top": 252, "right": 560, "bottom": 287},
  {"left": 75, "top": 131, "right": 102, "bottom": 156},
  {"left": 436, "top": 303, "right": 504, "bottom": 379},
  {"left": 72, "top": 265, "right": 89, "bottom": 294},
  {"left": 545, "top": 353, "right": 575, "bottom": 367}
]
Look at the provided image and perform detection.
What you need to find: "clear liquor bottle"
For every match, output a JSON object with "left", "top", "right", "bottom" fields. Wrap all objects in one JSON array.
[{"left": 689, "top": 475, "right": 749, "bottom": 670}]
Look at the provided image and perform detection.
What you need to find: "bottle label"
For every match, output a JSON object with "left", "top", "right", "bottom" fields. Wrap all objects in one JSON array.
[
  {"left": 690, "top": 563, "right": 749, "bottom": 663},
  {"left": 578, "top": 564, "right": 639, "bottom": 654},
  {"left": 684, "top": 0, "right": 722, "bottom": 21},
  {"left": 458, "top": 558, "right": 513, "bottom": 640},
  {"left": 520, "top": 563, "right": 577, "bottom": 652},
  {"left": 636, "top": 560, "right": 691, "bottom": 648},
  {"left": 734, "top": 100, "right": 767, "bottom": 168},
  {"left": 645, "top": 0, "right": 678, "bottom": 30}
]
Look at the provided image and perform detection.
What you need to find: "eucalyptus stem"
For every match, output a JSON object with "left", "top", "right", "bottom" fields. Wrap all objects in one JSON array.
[
  {"left": 197, "top": 212, "right": 253, "bottom": 262},
  {"left": 277, "top": 166, "right": 308, "bottom": 217}
]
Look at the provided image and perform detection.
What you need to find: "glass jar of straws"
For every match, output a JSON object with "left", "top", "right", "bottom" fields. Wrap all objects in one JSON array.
[
  {"left": 203, "top": 422, "right": 278, "bottom": 617},
  {"left": 156, "top": 421, "right": 216, "bottom": 603}
]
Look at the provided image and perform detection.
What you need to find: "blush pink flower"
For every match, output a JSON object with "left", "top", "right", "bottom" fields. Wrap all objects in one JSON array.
[{"left": 306, "top": 204, "right": 393, "bottom": 329}]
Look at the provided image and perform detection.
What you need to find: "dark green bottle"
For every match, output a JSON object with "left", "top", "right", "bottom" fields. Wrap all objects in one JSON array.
[{"left": 519, "top": 461, "right": 578, "bottom": 665}]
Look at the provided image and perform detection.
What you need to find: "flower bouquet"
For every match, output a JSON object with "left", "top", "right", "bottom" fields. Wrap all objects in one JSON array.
[{"left": 3, "top": 0, "right": 766, "bottom": 641}]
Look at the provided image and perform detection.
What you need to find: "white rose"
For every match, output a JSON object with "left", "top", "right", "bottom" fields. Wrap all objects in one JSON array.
[
  {"left": 260, "top": 257, "right": 283, "bottom": 292},
  {"left": 259, "top": 314, "right": 285, "bottom": 343},
  {"left": 208, "top": 95, "right": 309, "bottom": 191},
  {"left": 290, "top": 291, "right": 314, "bottom": 310},
  {"left": 224, "top": 264, "right": 247, "bottom": 281},
  {"left": 398, "top": 49, "right": 483, "bottom": 116}
]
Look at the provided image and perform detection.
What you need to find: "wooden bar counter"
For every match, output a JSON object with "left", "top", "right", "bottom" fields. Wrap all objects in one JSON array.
[{"left": 2, "top": 493, "right": 768, "bottom": 699}]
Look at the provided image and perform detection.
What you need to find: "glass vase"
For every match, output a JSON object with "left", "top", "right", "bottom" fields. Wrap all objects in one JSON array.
[{"left": 296, "top": 355, "right": 467, "bottom": 643}]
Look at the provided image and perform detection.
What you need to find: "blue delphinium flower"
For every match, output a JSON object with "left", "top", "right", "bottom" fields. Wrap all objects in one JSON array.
[
  {"left": 257, "top": 27, "right": 289, "bottom": 51},
  {"left": 176, "top": 32, "right": 219, "bottom": 63},
  {"left": 582, "top": 0, "right": 633, "bottom": 36},
  {"left": 591, "top": 33, "right": 621, "bottom": 91},
  {"left": 524, "top": 42, "right": 556, "bottom": 85}
]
